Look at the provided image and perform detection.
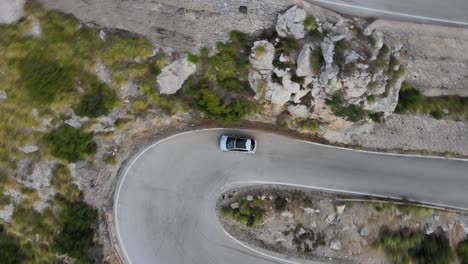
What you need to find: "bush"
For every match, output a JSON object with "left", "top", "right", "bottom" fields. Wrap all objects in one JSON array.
[
  {"left": 75, "top": 81, "right": 119, "bottom": 118},
  {"left": 411, "top": 234, "right": 454, "bottom": 264},
  {"left": 183, "top": 82, "right": 255, "bottom": 123},
  {"left": 367, "top": 94, "right": 376, "bottom": 104},
  {"left": 369, "top": 112, "right": 384, "bottom": 123},
  {"left": 395, "top": 83, "right": 424, "bottom": 114},
  {"left": 369, "top": 44, "right": 390, "bottom": 74},
  {"left": 54, "top": 199, "right": 98, "bottom": 262},
  {"left": 0, "top": 225, "right": 24, "bottom": 264},
  {"left": 219, "top": 78, "right": 243, "bottom": 92},
  {"left": 457, "top": 239, "right": 468, "bottom": 264},
  {"left": 17, "top": 55, "right": 75, "bottom": 105},
  {"left": 254, "top": 44, "right": 267, "bottom": 58},
  {"left": 303, "top": 16, "right": 316, "bottom": 29},
  {"left": 301, "top": 120, "right": 319, "bottom": 132},
  {"left": 277, "top": 36, "right": 300, "bottom": 55},
  {"left": 274, "top": 196, "right": 287, "bottom": 212},
  {"left": 307, "top": 29, "right": 322, "bottom": 42},
  {"left": 44, "top": 124, "right": 97, "bottom": 163},
  {"left": 326, "top": 93, "right": 366, "bottom": 122},
  {"left": 334, "top": 39, "right": 348, "bottom": 66},
  {"left": 375, "top": 229, "right": 423, "bottom": 264},
  {"left": 187, "top": 52, "right": 201, "bottom": 64},
  {"left": 310, "top": 47, "right": 323, "bottom": 75},
  {"left": 51, "top": 164, "right": 82, "bottom": 202}
]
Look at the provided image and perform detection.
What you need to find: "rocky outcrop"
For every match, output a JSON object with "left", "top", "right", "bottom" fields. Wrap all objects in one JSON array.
[
  {"left": 157, "top": 57, "right": 196, "bottom": 95},
  {"left": 252, "top": 6, "right": 405, "bottom": 124},
  {"left": 275, "top": 6, "right": 306, "bottom": 39},
  {"left": 0, "top": 0, "right": 25, "bottom": 24},
  {"left": 249, "top": 40, "right": 275, "bottom": 73},
  {"left": 296, "top": 44, "right": 313, "bottom": 77},
  {"left": 0, "top": 90, "right": 7, "bottom": 100}
]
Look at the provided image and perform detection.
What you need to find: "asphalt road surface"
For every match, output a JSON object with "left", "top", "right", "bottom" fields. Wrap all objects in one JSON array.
[
  {"left": 306, "top": 0, "right": 468, "bottom": 26},
  {"left": 114, "top": 129, "right": 468, "bottom": 264}
]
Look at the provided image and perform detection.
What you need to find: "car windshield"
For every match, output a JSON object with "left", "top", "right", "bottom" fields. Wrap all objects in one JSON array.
[
  {"left": 226, "top": 137, "right": 236, "bottom": 150},
  {"left": 235, "top": 139, "right": 247, "bottom": 149}
]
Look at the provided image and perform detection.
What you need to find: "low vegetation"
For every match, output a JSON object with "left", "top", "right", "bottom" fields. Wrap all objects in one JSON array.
[
  {"left": 325, "top": 92, "right": 367, "bottom": 122},
  {"left": 376, "top": 230, "right": 454, "bottom": 264},
  {"left": 222, "top": 198, "right": 264, "bottom": 226},
  {"left": 457, "top": 239, "right": 468, "bottom": 264},
  {"left": 310, "top": 47, "right": 323, "bottom": 75},
  {"left": 396, "top": 82, "right": 468, "bottom": 120},
  {"left": 44, "top": 124, "right": 97, "bottom": 163}
]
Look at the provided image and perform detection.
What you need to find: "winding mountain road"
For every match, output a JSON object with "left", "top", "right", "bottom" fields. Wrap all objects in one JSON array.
[
  {"left": 307, "top": 0, "right": 468, "bottom": 26},
  {"left": 114, "top": 129, "right": 468, "bottom": 264}
]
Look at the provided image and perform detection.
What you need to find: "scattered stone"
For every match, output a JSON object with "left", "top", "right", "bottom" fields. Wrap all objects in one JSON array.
[
  {"left": 360, "top": 227, "right": 369, "bottom": 237},
  {"left": 336, "top": 204, "right": 346, "bottom": 215},
  {"left": 230, "top": 202, "right": 239, "bottom": 210},
  {"left": 281, "top": 211, "right": 293, "bottom": 218},
  {"left": 246, "top": 195, "right": 254, "bottom": 201},
  {"left": 99, "top": 30, "right": 106, "bottom": 40},
  {"left": 330, "top": 240, "right": 341, "bottom": 250},
  {"left": 157, "top": 57, "right": 196, "bottom": 95},
  {"left": 19, "top": 145, "right": 39, "bottom": 154},
  {"left": 326, "top": 214, "right": 336, "bottom": 223},
  {"left": 302, "top": 207, "right": 320, "bottom": 214},
  {"left": 275, "top": 5, "right": 307, "bottom": 39},
  {"left": 0, "top": 90, "right": 7, "bottom": 100}
]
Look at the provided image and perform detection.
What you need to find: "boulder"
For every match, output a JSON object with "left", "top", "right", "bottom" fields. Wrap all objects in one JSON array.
[
  {"left": 0, "top": 0, "right": 25, "bottom": 24},
  {"left": 19, "top": 145, "right": 39, "bottom": 154},
  {"left": 249, "top": 40, "right": 275, "bottom": 72},
  {"left": 282, "top": 73, "right": 301, "bottom": 93},
  {"left": 288, "top": 104, "right": 311, "bottom": 118},
  {"left": 157, "top": 57, "right": 196, "bottom": 95},
  {"left": 321, "top": 39, "right": 335, "bottom": 65},
  {"left": 364, "top": 68, "right": 406, "bottom": 114},
  {"left": 265, "top": 82, "right": 291, "bottom": 105},
  {"left": 296, "top": 44, "right": 313, "bottom": 77},
  {"left": 275, "top": 6, "right": 307, "bottom": 39},
  {"left": 248, "top": 70, "right": 265, "bottom": 99}
]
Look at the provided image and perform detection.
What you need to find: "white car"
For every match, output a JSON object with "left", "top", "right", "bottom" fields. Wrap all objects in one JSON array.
[{"left": 219, "top": 135, "right": 257, "bottom": 153}]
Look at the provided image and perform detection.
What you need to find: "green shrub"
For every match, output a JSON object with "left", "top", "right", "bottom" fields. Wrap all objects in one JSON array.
[
  {"left": 187, "top": 52, "right": 201, "bottom": 64},
  {"left": 274, "top": 196, "right": 287, "bottom": 212},
  {"left": 303, "top": 16, "right": 316, "bottom": 29},
  {"left": 375, "top": 229, "right": 423, "bottom": 264},
  {"left": 411, "top": 234, "right": 454, "bottom": 264},
  {"left": 277, "top": 36, "right": 300, "bottom": 55},
  {"left": 44, "top": 124, "right": 97, "bottom": 163},
  {"left": 457, "top": 239, "right": 468, "bottom": 264},
  {"left": 431, "top": 108, "right": 444, "bottom": 119},
  {"left": 367, "top": 94, "right": 376, "bottom": 104},
  {"left": 334, "top": 39, "right": 348, "bottom": 66},
  {"left": 132, "top": 98, "right": 150, "bottom": 113},
  {"left": 254, "top": 44, "right": 267, "bottom": 58},
  {"left": 301, "top": 120, "right": 319, "bottom": 132},
  {"left": 326, "top": 93, "right": 366, "bottom": 122},
  {"left": 183, "top": 82, "right": 255, "bottom": 123},
  {"left": 54, "top": 199, "right": 98, "bottom": 262},
  {"left": 369, "top": 112, "right": 384, "bottom": 123},
  {"left": 219, "top": 78, "right": 243, "bottom": 92},
  {"left": 0, "top": 225, "right": 24, "bottom": 264},
  {"left": 113, "top": 118, "right": 133, "bottom": 129},
  {"left": 343, "top": 62, "right": 356, "bottom": 76},
  {"left": 75, "top": 81, "right": 119, "bottom": 118},
  {"left": 395, "top": 83, "right": 424, "bottom": 114},
  {"left": 310, "top": 47, "right": 323, "bottom": 75},
  {"left": 307, "top": 29, "right": 322, "bottom": 42},
  {"left": 51, "top": 164, "right": 82, "bottom": 202},
  {"left": 239, "top": 199, "right": 251, "bottom": 216},
  {"left": 17, "top": 55, "right": 75, "bottom": 105},
  {"left": 222, "top": 207, "right": 236, "bottom": 218},
  {"left": 104, "top": 153, "right": 117, "bottom": 165},
  {"left": 369, "top": 44, "right": 389, "bottom": 74}
]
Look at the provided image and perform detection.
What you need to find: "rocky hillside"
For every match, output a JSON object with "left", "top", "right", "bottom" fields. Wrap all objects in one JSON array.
[{"left": 248, "top": 6, "right": 405, "bottom": 124}]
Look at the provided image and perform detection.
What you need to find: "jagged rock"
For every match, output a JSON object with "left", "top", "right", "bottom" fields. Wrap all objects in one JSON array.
[
  {"left": 230, "top": 202, "right": 239, "bottom": 210},
  {"left": 279, "top": 53, "right": 290, "bottom": 63},
  {"left": 265, "top": 82, "right": 291, "bottom": 105},
  {"left": 0, "top": 90, "right": 7, "bottom": 100},
  {"left": 249, "top": 40, "right": 275, "bottom": 72},
  {"left": 296, "top": 44, "right": 313, "bottom": 77},
  {"left": 336, "top": 204, "right": 346, "bottom": 215},
  {"left": 330, "top": 34, "right": 346, "bottom": 42},
  {"left": 248, "top": 71, "right": 265, "bottom": 99},
  {"left": 157, "top": 57, "right": 196, "bottom": 95},
  {"left": 288, "top": 104, "right": 311, "bottom": 118},
  {"left": 330, "top": 240, "right": 341, "bottom": 250},
  {"left": 0, "top": 0, "right": 25, "bottom": 24},
  {"left": 292, "top": 89, "right": 310, "bottom": 104},
  {"left": 27, "top": 16, "right": 41, "bottom": 37},
  {"left": 321, "top": 39, "right": 335, "bottom": 65},
  {"left": 19, "top": 145, "right": 39, "bottom": 154},
  {"left": 360, "top": 227, "right": 369, "bottom": 237},
  {"left": 282, "top": 73, "right": 301, "bottom": 93},
  {"left": 275, "top": 6, "right": 306, "bottom": 39},
  {"left": 364, "top": 68, "right": 406, "bottom": 114}
]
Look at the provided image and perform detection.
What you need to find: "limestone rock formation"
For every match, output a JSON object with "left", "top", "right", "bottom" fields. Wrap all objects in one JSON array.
[
  {"left": 0, "top": 0, "right": 25, "bottom": 24},
  {"left": 275, "top": 6, "right": 307, "bottom": 39},
  {"left": 249, "top": 40, "right": 275, "bottom": 73},
  {"left": 157, "top": 57, "right": 196, "bottom": 95}
]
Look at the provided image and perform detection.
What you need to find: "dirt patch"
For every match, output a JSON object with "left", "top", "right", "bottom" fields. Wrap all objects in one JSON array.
[{"left": 218, "top": 185, "right": 468, "bottom": 264}]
